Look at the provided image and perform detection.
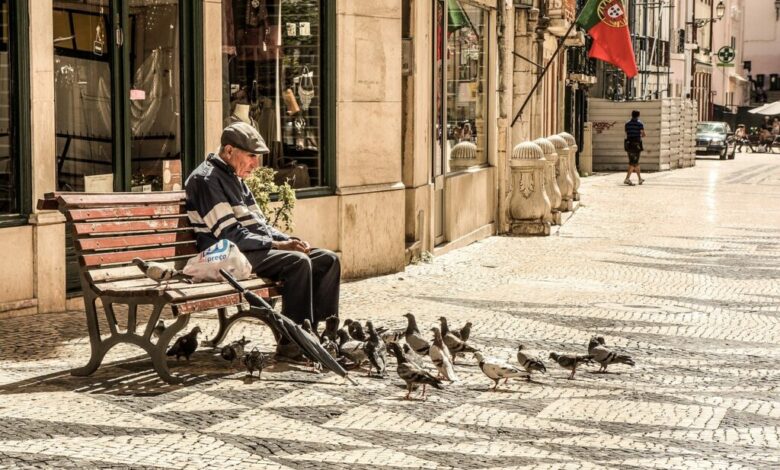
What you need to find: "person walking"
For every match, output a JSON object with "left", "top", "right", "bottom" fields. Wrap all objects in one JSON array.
[{"left": 624, "top": 110, "right": 645, "bottom": 186}]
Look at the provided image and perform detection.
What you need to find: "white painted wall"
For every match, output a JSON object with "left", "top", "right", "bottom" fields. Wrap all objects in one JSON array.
[{"left": 743, "top": 0, "right": 780, "bottom": 78}]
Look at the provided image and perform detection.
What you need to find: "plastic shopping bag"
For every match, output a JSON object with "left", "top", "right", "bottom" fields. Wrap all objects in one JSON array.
[{"left": 183, "top": 240, "right": 253, "bottom": 282}]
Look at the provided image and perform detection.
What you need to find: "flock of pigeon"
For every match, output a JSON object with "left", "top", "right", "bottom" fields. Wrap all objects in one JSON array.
[{"left": 162, "top": 312, "right": 636, "bottom": 400}]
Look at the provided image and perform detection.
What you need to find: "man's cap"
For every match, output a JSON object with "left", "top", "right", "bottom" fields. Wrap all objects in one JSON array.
[{"left": 221, "top": 121, "right": 270, "bottom": 155}]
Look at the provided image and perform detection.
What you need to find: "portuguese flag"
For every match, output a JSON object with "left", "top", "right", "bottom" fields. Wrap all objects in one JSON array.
[{"left": 576, "top": 0, "right": 638, "bottom": 78}]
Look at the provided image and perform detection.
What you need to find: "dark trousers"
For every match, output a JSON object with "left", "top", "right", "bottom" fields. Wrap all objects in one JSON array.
[{"left": 244, "top": 248, "right": 340, "bottom": 326}]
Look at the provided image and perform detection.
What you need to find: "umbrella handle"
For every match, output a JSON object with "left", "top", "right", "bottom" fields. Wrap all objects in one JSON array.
[{"left": 219, "top": 269, "right": 246, "bottom": 293}]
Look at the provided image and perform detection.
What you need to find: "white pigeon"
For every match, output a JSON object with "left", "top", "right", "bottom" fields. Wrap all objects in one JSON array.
[
  {"left": 429, "top": 327, "right": 458, "bottom": 382},
  {"left": 474, "top": 351, "right": 529, "bottom": 390},
  {"left": 132, "top": 258, "right": 191, "bottom": 285}
]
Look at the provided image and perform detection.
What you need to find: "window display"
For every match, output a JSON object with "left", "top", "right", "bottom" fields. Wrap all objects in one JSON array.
[
  {"left": 222, "top": 0, "right": 322, "bottom": 189},
  {"left": 53, "top": 1, "right": 182, "bottom": 192},
  {"left": 435, "top": 0, "right": 488, "bottom": 173},
  {"left": 0, "top": 0, "right": 18, "bottom": 214}
]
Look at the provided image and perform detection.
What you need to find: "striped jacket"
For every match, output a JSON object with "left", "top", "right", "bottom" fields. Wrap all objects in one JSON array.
[{"left": 184, "top": 154, "right": 289, "bottom": 253}]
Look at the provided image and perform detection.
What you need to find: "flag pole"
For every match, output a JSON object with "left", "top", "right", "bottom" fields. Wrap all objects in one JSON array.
[{"left": 511, "top": 18, "right": 579, "bottom": 128}]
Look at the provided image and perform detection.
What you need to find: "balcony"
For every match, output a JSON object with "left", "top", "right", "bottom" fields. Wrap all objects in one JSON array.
[{"left": 548, "top": 0, "right": 576, "bottom": 37}]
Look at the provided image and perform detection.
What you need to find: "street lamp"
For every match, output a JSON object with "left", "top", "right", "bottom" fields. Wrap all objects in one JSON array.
[{"left": 687, "top": 0, "right": 726, "bottom": 28}]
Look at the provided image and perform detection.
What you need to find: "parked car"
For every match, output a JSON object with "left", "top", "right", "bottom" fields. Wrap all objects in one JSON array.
[{"left": 696, "top": 121, "right": 736, "bottom": 160}]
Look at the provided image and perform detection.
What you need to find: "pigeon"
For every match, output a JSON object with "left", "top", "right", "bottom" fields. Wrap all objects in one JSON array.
[
  {"left": 587, "top": 336, "right": 635, "bottom": 373},
  {"left": 402, "top": 343, "right": 427, "bottom": 369},
  {"left": 349, "top": 321, "right": 367, "bottom": 342},
  {"left": 132, "top": 258, "right": 191, "bottom": 285},
  {"left": 516, "top": 345, "right": 547, "bottom": 380},
  {"left": 242, "top": 347, "right": 267, "bottom": 378},
  {"left": 403, "top": 313, "right": 430, "bottom": 355},
  {"left": 439, "top": 317, "right": 478, "bottom": 363},
  {"left": 430, "top": 327, "right": 458, "bottom": 382},
  {"left": 458, "top": 322, "right": 473, "bottom": 342},
  {"left": 549, "top": 352, "right": 594, "bottom": 379},
  {"left": 221, "top": 336, "right": 251, "bottom": 365},
  {"left": 337, "top": 329, "right": 367, "bottom": 366},
  {"left": 320, "top": 315, "right": 340, "bottom": 343},
  {"left": 473, "top": 351, "right": 529, "bottom": 390},
  {"left": 364, "top": 321, "right": 387, "bottom": 377},
  {"left": 379, "top": 327, "right": 405, "bottom": 345},
  {"left": 152, "top": 320, "right": 166, "bottom": 339},
  {"left": 388, "top": 342, "right": 442, "bottom": 400},
  {"left": 321, "top": 336, "right": 340, "bottom": 359},
  {"left": 166, "top": 326, "right": 201, "bottom": 361}
]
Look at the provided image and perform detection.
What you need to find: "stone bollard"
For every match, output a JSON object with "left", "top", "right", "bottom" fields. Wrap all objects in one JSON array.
[
  {"left": 508, "top": 141, "right": 551, "bottom": 236},
  {"left": 449, "top": 141, "right": 478, "bottom": 170},
  {"left": 558, "top": 132, "right": 581, "bottom": 202},
  {"left": 547, "top": 134, "right": 573, "bottom": 212},
  {"left": 534, "top": 137, "right": 562, "bottom": 226}
]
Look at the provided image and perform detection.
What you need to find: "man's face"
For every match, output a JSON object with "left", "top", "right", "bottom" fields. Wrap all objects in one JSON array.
[{"left": 224, "top": 145, "right": 261, "bottom": 179}]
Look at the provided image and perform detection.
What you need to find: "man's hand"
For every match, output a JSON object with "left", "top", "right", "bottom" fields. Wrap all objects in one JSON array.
[{"left": 272, "top": 239, "right": 311, "bottom": 254}]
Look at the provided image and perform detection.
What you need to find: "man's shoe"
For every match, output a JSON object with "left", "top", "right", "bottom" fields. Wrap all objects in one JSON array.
[
  {"left": 624, "top": 179, "right": 634, "bottom": 186},
  {"left": 638, "top": 178, "right": 645, "bottom": 185}
]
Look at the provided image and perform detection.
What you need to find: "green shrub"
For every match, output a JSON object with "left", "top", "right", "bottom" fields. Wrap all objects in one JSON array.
[{"left": 244, "top": 167, "right": 296, "bottom": 232}]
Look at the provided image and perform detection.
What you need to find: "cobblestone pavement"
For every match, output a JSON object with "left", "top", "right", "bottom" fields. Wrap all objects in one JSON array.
[{"left": 2, "top": 153, "right": 780, "bottom": 469}]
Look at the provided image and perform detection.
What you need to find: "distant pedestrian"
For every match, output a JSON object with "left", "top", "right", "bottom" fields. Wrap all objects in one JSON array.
[
  {"left": 624, "top": 110, "right": 645, "bottom": 186},
  {"left": 734, "top": 124, "right": 747, "bottom": 152}
]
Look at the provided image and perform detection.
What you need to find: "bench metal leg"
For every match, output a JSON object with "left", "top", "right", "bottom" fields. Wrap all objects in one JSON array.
[
  {"left": 203, "top": 305, "right": 282, "bottom": 348},
  {"left": 71, "top": 293, "right": 106, "bottom": 377},
  {"left": 72, "top": 296, "right": 190, "bottom": 385}
]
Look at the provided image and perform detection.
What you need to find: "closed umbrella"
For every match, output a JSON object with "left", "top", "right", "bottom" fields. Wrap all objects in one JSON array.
[{"left": 219, "top": 269, "right": 357, "bottom": 385}]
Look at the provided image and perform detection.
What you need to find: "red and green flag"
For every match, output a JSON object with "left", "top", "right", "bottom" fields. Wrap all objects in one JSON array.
[{"left": 576, "top": 0, "right": 638, "bottom": 78}]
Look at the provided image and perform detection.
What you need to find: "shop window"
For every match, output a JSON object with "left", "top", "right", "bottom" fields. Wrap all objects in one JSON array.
[
  {"left": 222, "top": 0, "right": 325, "bottom": 189},
  {"left": 0, "top": 0, "right": 20, "bottom": 215},
  {"left": 53, "top": 1, "right": 183, "bottom": 192},
  {"left": 435, "top": 0, "right": 489, "bottom": 173}
]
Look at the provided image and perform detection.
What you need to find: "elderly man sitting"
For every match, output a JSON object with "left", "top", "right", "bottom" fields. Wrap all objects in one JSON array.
[{"left": 184, "top": 122, "right": 340, "bottom": 336}]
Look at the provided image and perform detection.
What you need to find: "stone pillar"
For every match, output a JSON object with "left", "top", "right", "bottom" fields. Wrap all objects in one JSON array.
[
  {"left": 559, "top": 132, "right": 581, "bottom": 202},
  {"left": 449, "top": 141, "right": 478, "bottom": 170},
  {"left": 547, "top": 134, "right": 573, "bottom": 212},
  {"left": 30, "top": 0, "right": 66, "bottom": 313},
  {"left": 533, "top": 137, "right": 562, "bottom": 225},
  {"left": 508, "top": 142, "right": 551, "bottom": 236}
]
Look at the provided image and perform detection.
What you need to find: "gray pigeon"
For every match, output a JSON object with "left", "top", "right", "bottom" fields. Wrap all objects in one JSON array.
[
  {"left": 166, "top": 326, "right": 201, "bottom": 361},
  {"left": 221, "top": 336, "right": 251, "bottom": 365},
  {"left": 587, "top": 336, "right": 635, "bottom": 373},
  {"left": 474, "top": 351, "right": 528, "bottom": 390},
  {"left": 549, "top": 352, "right": 594, "bottom": 379},
  {"left": 388, "top": 342, "right": 442, "bottom": 400},
  {"left": 364, "top": 321, "right": 387, "bottom": 377},
  {"left": 337, "top": 329, "right": 367, "bottom": 366},
  {"left": 152, "top": 320, "right": 166, "bottom": 339},
  {"left": 320, "top": 315, "right": 340, "bottom": 343},
  {"left": 517, "top": 345, "right": 546, "bottom": 380},
  {"left": 430, "top": 327, "right": 458, "bottom": 382},
  {"left": 403, "top": 313, "right": 430, "bottom": 355},
  {"left": 458, "top": 322, "right": 473, "bottom": 342},
  {"left": 242, "top": 348, "right": 267, "bottom": 378},
  {"left": 379, "top": 327, "right": 405, "bottom": 345},
  {"left": 439, "top": 317, "right": 478, "bottom": 363},
  {"left": 348, "top": 321, "right": 367, "bottom": 342},
  {"left": 132, "top": 258, "right": 191, "bottom": 285},
  {"left": 402, "top": 343, "right": 427, "bottom": 369}
]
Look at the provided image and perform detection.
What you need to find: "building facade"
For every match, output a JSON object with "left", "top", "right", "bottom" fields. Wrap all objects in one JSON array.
[
  {"left": 0, "top": 0, "right": 586, "bottom": 315},
  {"left": 743, "top": 0, "right": 780, "bottom": 104}
]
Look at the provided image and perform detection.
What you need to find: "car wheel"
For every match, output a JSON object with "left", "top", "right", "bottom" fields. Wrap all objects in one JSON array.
[
  {"left": 728, "top": 144, "right": 736, "bottom": 159},
  {"left": 720, "top": 147, "right": 727, "bottom": 160}
]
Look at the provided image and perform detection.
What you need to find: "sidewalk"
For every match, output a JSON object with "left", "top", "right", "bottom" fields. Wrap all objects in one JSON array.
[{"left": 1, "top": 154, "right": 779, "bottom": 468}]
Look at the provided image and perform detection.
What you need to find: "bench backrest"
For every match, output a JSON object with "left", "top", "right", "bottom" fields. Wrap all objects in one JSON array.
[{"left": 39, "top": 192, "right": 198, "bottom": 288}]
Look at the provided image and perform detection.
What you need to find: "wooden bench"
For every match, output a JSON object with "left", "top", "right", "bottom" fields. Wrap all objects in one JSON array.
[{"left": 38, "top": 191, "right": 281, "bottom": 384}]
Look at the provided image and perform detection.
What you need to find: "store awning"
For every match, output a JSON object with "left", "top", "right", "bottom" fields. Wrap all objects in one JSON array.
[
  {"left": 749, "top": 101, "right": 780, "bottom": 115},
  {"left": 729, "top": 73, "right": 749, "bottom": 83}
]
